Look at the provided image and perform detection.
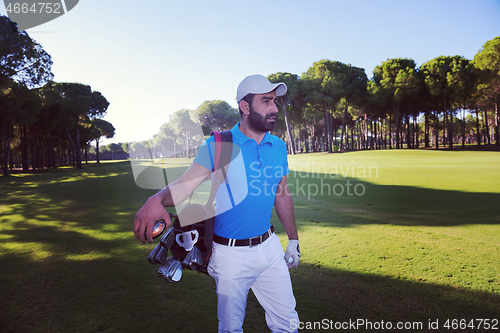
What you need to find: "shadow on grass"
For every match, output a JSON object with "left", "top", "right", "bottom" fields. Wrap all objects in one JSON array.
[
  {"left": 0, "top": 161, "right": 158, "bottom": 234},
  {"left": 0, "top": 249, "right": 217, "bottom": 333},
  {"left": 287, "top": 173, "right": 500, "bottom": 227},
  {"left": 1, "top": 250, "right": 499, "bottom": 333},
  {"left": 288, "top": 263, "right": 500, "bottom": 332},
  {"left": 1, "top": 161, "right": 499, "bottom": 332}
]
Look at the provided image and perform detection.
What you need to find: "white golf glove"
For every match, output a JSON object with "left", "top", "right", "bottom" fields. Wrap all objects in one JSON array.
[{"left": 284, "top": 239, "right": 301, "bottom": 269}]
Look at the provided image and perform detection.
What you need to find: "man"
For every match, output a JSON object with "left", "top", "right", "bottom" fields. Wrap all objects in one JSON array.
[{"left": 134, "top": 74, "right": 301, "bottom": 332}]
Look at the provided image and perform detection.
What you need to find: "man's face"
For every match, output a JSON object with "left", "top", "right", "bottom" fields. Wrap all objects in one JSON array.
[{"left": 246, "top": 91, "right": 279, "bottom": 133}]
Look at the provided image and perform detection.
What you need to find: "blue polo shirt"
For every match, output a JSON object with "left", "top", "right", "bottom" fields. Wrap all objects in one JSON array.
[{"left": 193, "top": 122, "right": 289, "bottom": 239}]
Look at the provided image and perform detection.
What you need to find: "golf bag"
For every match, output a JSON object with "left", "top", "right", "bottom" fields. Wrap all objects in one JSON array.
[{"left": 148, "top": 130, "right": 233, "bottom": 279}]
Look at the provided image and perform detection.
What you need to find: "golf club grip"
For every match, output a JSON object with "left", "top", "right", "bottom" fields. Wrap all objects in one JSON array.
[{"left": 152, "top": 213, "right": 178, "bottom": 239}]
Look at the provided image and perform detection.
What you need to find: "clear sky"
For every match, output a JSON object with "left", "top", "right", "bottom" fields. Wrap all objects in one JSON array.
[{"left": 2, "top": 0, "right": 499, "bottom": 145}]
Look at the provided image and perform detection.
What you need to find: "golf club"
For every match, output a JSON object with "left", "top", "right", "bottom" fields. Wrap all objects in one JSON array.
[
  {"left": 164, "top": 258, "right": 183, "bottom": 282},
  {"left": 147, "top": 213, "right": 179, "bottom": 240},
  {"left": 151, "top": 219, "right": 166, "bottom": 239},
  {"left": 158, "top": 257, "right": 175, "bottom": 276},
  {"left": 148, "top": 243, "right": 162, "bottom": 265},
  {"left": 182, "top": 245, "right": 203, "bottom": 270},
  {"left": 160, "top": 227, "right": 176, "bottom": 249},
  {"left": 153, "top": 245, "right": 169, "bottom": 265}
]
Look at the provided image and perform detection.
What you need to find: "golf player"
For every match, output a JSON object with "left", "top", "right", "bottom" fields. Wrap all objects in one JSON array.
[{"left": 134, "top": 74, "right": 301, "bottom": 332}]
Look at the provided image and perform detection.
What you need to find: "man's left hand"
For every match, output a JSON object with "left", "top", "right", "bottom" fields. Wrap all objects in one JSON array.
[{"left": 285, "top": 240, "right": 300, "bottom": 268}]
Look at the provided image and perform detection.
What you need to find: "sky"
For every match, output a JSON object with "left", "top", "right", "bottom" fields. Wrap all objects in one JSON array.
[{"left": 2, "top": 0, "right": 499, "bottom": 145}]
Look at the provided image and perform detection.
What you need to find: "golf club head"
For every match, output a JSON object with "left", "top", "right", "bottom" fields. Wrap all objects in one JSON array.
[
  {"left": 158, "top": 257, "right": 175, "bottom": 276},
  {"left": 160, "top": 227, "right": 176, "bottom": 249},
  {"left": 165, "top": 259, "right": 183, "bottom": 283},
  {"left": 153, "top": 245, "right": 169, "bottom": 265},
  {"left": 148, "top": 243, "right": 162, "bottom": 265},
  {"left": 182, "top": 245, "right": 203, "bottom": 270},
  {"left": 151, "top": 220, "right": 166, "bottom": 239}
]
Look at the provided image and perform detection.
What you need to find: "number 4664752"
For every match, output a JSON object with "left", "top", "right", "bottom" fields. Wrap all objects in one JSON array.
[{"left": 6, "top": 2, "right": 62, "bottom": 14}]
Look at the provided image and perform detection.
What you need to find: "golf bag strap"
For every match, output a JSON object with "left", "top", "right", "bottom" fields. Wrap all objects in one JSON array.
[
  {"left": 211, "top": 130, "right": 222, "bottom": 174},
  {"left": 205, "top": 130, "right": 232, "bottom": 209},
  {"left": 201, "top": 130, "right": 232, "bottom": 265}
]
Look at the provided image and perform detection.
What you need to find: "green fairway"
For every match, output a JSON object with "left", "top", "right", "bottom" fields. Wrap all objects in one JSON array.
[{"left": 1, "top": 151, "right": 499, "bottom": 332}]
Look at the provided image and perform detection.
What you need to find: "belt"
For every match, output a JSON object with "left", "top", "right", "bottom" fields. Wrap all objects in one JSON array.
[{"left": 213, "top": 226, "right": 274, "bottom": 247}]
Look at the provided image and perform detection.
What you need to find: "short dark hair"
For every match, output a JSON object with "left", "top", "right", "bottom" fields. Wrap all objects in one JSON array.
[{"left": 238, "top": 93, "right": 255, "bottom": 116}]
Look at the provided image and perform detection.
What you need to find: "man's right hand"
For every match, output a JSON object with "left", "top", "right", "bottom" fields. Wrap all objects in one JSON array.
[
  {"left": 133, "top": 162, "right": 212, "bottom": 243},
  {"left": 133, "top": 194, "right": 171, "bottom": 244}
]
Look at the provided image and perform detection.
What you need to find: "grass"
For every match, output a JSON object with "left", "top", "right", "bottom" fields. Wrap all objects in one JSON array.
[{"left": 0, "top": 151, "right": 499, "bottom": 332}]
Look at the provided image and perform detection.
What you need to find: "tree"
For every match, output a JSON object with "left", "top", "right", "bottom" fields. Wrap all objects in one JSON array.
[
  {"left": 107, "top": 143, "right": 125, "bottom": 160},
  {"left": 37, "top": 81, "right": 78, "bottom": 168},
  {"left": 301, "top": 60, "right": 340, "bottom": 153},
  {"left": 92, "top": 119, "right": 115, "bottom": 163},
  {"left": 302, "top": 60, "right": 368, "bottom": 152},
  {"left": 367, "top": 77, "right": 393, "bottom": 148},
  {"left": 197, "top": 100, "right": 238, "bottom": 132},
  {"left": 56, "top": 82, "right": 92, "bottom": 169},
  {"left": 336, "top": 65, "right": 368, "bottom": 151},
  {"left": 267, "top": 72, "right": 304, "bottom": 155},
  {"left": 421, "top": 56, "right": 462, "bottom": 149},
  {"left": 159, "top": 122, "right": 177, "bottom": 157},
  {"left": 1, "top": 79, "right": 16, "bottom": 175},
  {"left": 0, "top": 15, "right": 53, "bottom": 89},
  {"left": 1, "top": 14, "right": 52, "bottom": 175},
  {"left": 89, "top": 91, "right": 110, "bottom": 119},
  {"left": 50, "top": 83, "right": 109, "bottom": 168},
  {"left": 0, "top": 80, "right": 43, "bottom": 174},
  {"left": 15, "top": 83, "right": 42, "bottom": 170},
  {"left": 119, "top": 143, "right": 129, "bottom": 154},
  {"left": 84, "top": 91, "right": 110, "bottom": 163},
  {"left": 447, "top": 57, "right": 478, "bottom": 148},
  {"left": 372, "top": 58, "right": 420, "bottom": 149},
  {"left": 474, "top": 36, "right": 500, "bottom": 145},
  {"left": 169, "top": 109, "right": 204, "bottom": 158},
  {"left": 130, "top": 141, "right": 148, "bottom": 159}
]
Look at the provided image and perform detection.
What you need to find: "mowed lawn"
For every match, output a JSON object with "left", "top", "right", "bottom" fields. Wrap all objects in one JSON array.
[{"left": 0, "top": 150, "right": 499, "bottom": 332}]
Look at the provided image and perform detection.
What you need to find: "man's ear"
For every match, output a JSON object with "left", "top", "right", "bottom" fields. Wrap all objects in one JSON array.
[{"left": 239, "top": 100, "right": 250, "bottom": 115}]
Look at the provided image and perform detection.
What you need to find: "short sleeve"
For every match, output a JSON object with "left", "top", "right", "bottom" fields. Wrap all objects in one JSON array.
[
  {"left": 278, "top": 139, "right": 289, "bottom": 176},
  {"left": 283, "top": 155, "right": 289, "bottom": 176},
  {"left": 193, "top": 137, "right": 215, "bottom": 171}
]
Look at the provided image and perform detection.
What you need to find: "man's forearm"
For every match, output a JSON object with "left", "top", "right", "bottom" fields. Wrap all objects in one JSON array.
[
  {"left": 154, "top": 175, "right": 193, "bottom": 207},
  {"left": 275, "top": 193, "right": 299, "bottom": 240},
  {"left": 154, "top": 186, "right": 175, "bottom": 207},
  {"left": 153, "top": 162, "right": 211, "bottom": 208},
  {"left": 275, "top": 177, "right": 299, "bottom": 240}
]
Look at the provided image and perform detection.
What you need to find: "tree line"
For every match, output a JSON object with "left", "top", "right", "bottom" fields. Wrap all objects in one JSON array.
[
  {"left": 0, "top": 15, "right": 116, "bottom": 176},
  {"left": 2, "top": 9, "right": 498, "bottom": 170},
  {"left": 270, "top": 38, "right": 499, "bottom": 154},
  {"left": 133, "top": 36, "right": 499, "bottom": 158},
  {"left": 129, "top": 102, "right": 239, "bottom": 159}
]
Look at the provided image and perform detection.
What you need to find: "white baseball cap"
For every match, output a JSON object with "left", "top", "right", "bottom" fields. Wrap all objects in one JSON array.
[{"left": 236, "top": 74, "right": 287, "bottom": 103}]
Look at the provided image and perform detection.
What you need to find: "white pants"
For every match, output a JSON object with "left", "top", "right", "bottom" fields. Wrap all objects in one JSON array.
[{"left": 208, "top": 233, "right": 299, "bottom": 333}]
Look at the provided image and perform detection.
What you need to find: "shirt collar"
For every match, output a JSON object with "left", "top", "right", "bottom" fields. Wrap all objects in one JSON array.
[{"left": 231, "top": 122, "right": 274, "bottom": 146}]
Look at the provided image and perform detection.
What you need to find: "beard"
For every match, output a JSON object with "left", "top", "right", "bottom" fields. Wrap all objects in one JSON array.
[{"left": 247, "top": 105, "right": 276, "bottom": 133}]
